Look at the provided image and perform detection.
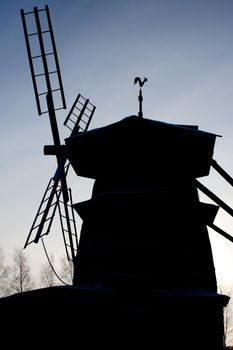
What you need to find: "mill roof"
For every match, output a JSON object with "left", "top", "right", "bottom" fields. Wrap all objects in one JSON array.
[{"left": 65, "top": 115, "right": 219, "bottom": 179}]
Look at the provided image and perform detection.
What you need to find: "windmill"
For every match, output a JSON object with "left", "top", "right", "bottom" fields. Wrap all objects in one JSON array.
[
  {"left": 1, "top": 6, "right": 232, "bottom": 347},
  {"left": 20, "top": 5, "right": 96, "bottom": 264}
]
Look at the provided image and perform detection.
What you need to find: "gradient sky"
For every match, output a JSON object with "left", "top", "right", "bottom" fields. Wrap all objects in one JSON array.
[{"left": 1, "top": 0, "right": 233, "bottom": 291}]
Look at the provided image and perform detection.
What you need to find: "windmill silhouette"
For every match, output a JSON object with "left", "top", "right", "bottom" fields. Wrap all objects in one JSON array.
[
  {"left": 20, "top": 5, "right": 96, "bottom": 264},
  {"left": 1, "top": 5, "right": 232, "bottom": 347},
  {"left": 20, "top": 6, "right": 233, "bottom": 273}
]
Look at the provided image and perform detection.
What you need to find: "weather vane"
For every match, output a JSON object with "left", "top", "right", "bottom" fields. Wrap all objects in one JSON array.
[{"left": 134, "top": 76, "right": 148, "bottom": 118}]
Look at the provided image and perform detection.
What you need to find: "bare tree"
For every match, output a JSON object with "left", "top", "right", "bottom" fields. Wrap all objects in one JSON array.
[
  {"left": 218, "top": 280, "right": 233, "bottom": 347},
  {"left": 0, "top": 246, "right": 10, "bottom": 297},
  {"left": 225, "top": 290, "right": 233, "bottom": 347},
  {"left": 40, "top": 254, "right": 58, "bottom": 287},
  {"left": 9, "top": 247, "right": 35, "bottom": 293},
  {"left": 59, "top": 255, "right": 73, "bottom": 285}
]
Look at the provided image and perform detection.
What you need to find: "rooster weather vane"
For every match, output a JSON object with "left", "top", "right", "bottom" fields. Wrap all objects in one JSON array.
[{"left": 134, "top": 76, "right": 148, "bottom": 118}]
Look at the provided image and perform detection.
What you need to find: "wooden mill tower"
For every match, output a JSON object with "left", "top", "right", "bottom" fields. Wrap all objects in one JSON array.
[{"left": 65, "top": 114, "right": 229, "bottom": 349}]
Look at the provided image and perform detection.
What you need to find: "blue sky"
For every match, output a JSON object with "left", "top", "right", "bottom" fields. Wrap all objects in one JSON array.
[{"left": 1, "top": 0, "right": 233, "bottom": 288}]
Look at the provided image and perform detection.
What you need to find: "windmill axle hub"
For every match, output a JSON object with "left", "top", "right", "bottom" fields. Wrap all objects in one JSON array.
[{"left": 44, "top": 144, "right": 65, "bottom": 156}]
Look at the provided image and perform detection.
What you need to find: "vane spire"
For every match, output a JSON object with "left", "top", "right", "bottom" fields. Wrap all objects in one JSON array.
[{"left": 134, "top": 76, "right": 148, "bottom": 118}]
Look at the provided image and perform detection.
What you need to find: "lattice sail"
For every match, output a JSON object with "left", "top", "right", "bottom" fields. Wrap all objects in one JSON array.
[
  {"left": 64, "top": 93, "right": 96, "bottom": 133},
  {"left": 21, "top": 5, "right": 66, "bottom": 115}
]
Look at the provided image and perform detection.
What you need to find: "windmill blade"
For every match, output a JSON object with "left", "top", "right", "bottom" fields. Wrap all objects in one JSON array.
[
  {"left": 208, "top": 223, "right": 233, "bottom": 244},
  {"left": 211, "top": 159, "right": 233, "bottom": 187},
  {"left": 196, "top": 179, "right": 233, "bottom": 218},
  {"left": 24, "top": 95, "right": 96, "bottom": 261},
  {"left": 21, "top": 5, "right": 66, "bottom": 116},
  {"left": 21, "top": 5, "right": 80, "bottom": 262},
  {"left": 64, "top": 93, "right": 96, "bottom": 134},
  {"left": 57, "top": 188, "right": 79, "bottom": 261},
  {"left": 56, "top": 94, "right": 96, "bottom": 260},
  {"left": 24, "top": 156, "right": 77, "bottom": 262},
  {"left": 21, "top": 5, "right": 96, "bottom": 259},
  {"left": 24, "top": 161, "right": 69, "bottom": 248}
]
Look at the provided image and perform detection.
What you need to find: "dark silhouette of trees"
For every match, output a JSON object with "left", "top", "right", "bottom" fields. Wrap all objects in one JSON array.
[
  {"left": 0, "top": 246, "right": 73, "bottom": 294},
  {"left": 59, "top": 255, "right": 73, "bottom": 285},
  {"left": 9, "top": 247, "right": 35, "bottom": 293},
  {"left": 224, "top": 289, "right": 233, "bottom": 347},
  {"left": 40, "top": 253, "right": 58, "bottom": 287},
  {"left": 0, "top": 246, "right": 10, "bottom": 297},
  {"left": 218, "top": 280, "right": 233, "bottom": 347},
  {"left": 39, "top": 253, "right": 74, "bottom": 287}
]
